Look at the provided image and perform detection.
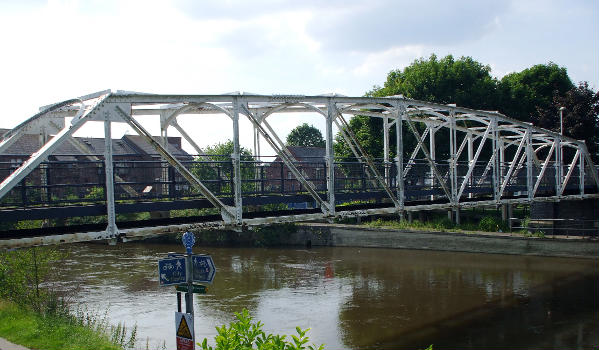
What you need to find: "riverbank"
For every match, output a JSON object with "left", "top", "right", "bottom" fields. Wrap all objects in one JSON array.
[
  {"left": 0, "top": 300, "right": 122, "bottom": 350},
  {"left": 284, "top": 223, "right": 598, "bottom": 259}
]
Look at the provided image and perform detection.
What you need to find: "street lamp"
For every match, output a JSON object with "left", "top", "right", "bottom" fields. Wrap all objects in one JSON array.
[{"left": 559, "top": 106, "right": 566, "bottom": 135}]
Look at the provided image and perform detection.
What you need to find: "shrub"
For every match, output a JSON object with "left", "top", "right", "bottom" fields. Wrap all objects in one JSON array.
[
  {"left": 199, "top": 309, "right": 323, "bottom": 350},
  {"left": 478, "top": 216, "right": 507, "bottom": 232}
]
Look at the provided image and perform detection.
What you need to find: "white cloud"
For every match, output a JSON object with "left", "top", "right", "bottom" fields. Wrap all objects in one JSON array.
[{"left": 0, "top": 0, "right": 596, "bottom": 150}]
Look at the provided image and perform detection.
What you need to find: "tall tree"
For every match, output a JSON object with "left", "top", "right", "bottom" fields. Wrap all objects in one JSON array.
[
  {"left": 499, "top": 62, "right": 574, "bottom": 122},
  {"left": 370, "top": 54, "right": 499, "bottom": 110},
  {"left": 534, "top": 82, "right": 599, "bottom": 162},
  {"left": 337, "top": 54, "right": 499, "bottom": 161},
  {"left": 286, "top": 123, "right": 326, "bottom": 148}
]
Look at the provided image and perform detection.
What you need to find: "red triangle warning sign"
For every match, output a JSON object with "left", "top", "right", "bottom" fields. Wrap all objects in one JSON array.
[{"left": 177, "top": 316, "right": 193, "bottom": 339}]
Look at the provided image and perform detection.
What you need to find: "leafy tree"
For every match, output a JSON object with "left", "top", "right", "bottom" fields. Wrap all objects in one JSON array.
[
  {"left": 191, "top": 140, "right": 256, "bottom": 194},
  {"left": 499, "top": 62, "right": 574, "bottom": 122},
  {"left": 336, "top": 54, "right": 499, "bottom": 161},
  {"left": 369, "top": 54, "right": 499, "bottom": 110},
  {"left": 0, "top": 246, "right": 68, "bottom": 314},
  {"left": 286, "top": 123, "right": 326, "bottom": 148},
  {"left": 534, "top": 82, "right": 599, "bottom": 162}
]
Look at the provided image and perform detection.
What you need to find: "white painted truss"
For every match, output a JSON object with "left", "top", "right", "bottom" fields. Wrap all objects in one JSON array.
[{"left": 0, "top": 90, "right": 597, "bottom": 248}]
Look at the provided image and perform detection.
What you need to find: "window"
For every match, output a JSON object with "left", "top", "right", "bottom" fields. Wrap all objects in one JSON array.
[{"left": 10, "top": 158, "right": 23, "bottom": 169}]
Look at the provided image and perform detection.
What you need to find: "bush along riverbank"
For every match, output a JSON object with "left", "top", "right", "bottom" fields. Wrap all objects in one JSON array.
[{"left": 0, "top": 247, "right": 140, "bottom": 350}]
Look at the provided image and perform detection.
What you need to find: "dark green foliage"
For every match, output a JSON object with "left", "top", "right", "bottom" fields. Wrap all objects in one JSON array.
[
  {"left": 478, "top": 216, "right": 508, "bottom": 232},
  {"left": 369, "top": 54, "right": 499, "bottom": 110},
  {"left": 499, "top": 62, "right": 574, "bottom": 122},
  {"left": 534, "top": 82, "right": 599, "bottom": 162},
  {"left": 0, "top": 247, "right": 68, "bottom": 314},
  {"left": 191, "top": 140, "right": 256, "bottom": 193},
  {"left": 336, "top": 56, "right": 597, "bottom": 166},
  {"left": 286, "top": 123, "right": 326, "bottom": 148},
  {"left": 199, "top": 309, "right": 324, "bottom": 350},
  {"left": 336, "top": 54, "right": 500, "bottom": 161}
]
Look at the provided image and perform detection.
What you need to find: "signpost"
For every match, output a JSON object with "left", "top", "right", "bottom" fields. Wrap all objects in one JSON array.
[
  {"left": 175, "top": 312, "right": 194, "bottom": 350},
  {"left": 192, "top": 255, "right": 216, "bottom": 284},
  {"left": 158, "top": 257, "right": 186, "bottom": 286},
  {"left": 157, "top": 231, "right": 217, "bottom": 350}
]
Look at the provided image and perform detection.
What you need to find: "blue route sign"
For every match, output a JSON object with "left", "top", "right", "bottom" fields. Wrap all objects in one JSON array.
[
  {"left": 192, "top": 255, "right": 216, "bottom": 284},
  {"left": 158, "top": 257, "right": 186, "bottom": 286}
]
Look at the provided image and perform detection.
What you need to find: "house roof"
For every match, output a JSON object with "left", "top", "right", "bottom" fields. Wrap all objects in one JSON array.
[
  {"left": 287, "top": 146, "right": 326, "bottom": 162},
  {"left": 122, "top": 135, "right": 188, "bottom": 157},
  {"left": 0, "top": 128, "right": 189, "bottom": 159}
]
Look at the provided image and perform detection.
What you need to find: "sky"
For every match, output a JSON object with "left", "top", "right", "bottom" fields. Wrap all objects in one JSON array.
[{"left": 0, "top": 0, "right": 597, "bottom": 155}]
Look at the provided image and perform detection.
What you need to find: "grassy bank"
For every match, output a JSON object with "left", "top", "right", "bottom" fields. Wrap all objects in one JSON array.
[{"left": 0, "top": 300, "right": 122, "bottom": 350}]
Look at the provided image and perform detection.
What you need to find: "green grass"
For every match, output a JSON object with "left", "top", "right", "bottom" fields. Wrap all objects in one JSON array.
[
  {"left": 364, "top": 215, "right": 508, "bottom": 233},
  {"left": 0, "top": 300, "right": 121, "bottom": 350}
]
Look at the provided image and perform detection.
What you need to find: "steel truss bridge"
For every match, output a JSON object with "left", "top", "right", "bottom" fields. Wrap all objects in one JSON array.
[{"left": 1, "top": 90, "right": 598, "bottom": 248}]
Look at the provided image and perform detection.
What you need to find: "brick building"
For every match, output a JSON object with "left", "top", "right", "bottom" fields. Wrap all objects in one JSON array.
[{"left": 0, "top": 129, "right": 191, "bottom": 203}]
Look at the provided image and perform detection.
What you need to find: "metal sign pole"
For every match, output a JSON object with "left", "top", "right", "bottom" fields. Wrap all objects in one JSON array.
[
  {"left": 182, "top": 232, "right": 195, "bottom": 316},
  {"left": 158, "top": 231, "right": 215, "bottom": 350}
]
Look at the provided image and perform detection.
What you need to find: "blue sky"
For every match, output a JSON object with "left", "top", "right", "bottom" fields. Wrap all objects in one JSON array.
[{"left": 0, "top": 0, "right": 596, "bottom": 152}]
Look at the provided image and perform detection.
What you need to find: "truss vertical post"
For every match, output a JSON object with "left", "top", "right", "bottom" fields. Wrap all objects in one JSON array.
[
  {"left": 38, "top": 128, "right": 49, "bottom": 202},
  {"left": 253, "top": 112, "right": 263, "bottom": 193},
  {"left": 526, "top": 128, "right": 533, "bottom": 201},
  {"left": 326, "top": 100, "right": 336, "bottom": 216},
  {"left": 499, "top": 139, "right": 505, "bottom": 196},
  {"left": 579, "top": 149, "right": 585, "bottom": 196},
  {"left": 429, "top": 127, "right": 436, "bottom": 200},
  {"left": 395, "top": 104, "right": 405, "bottom": 211},
  {"left": 467, "top": 132, "right": 473, "bottom": 199},
  {"left": 492, "top": 118, "right": 499, "bottom": 202},
  {"left": 232, "top": 98, "right": 243, "bottom": 224},
  {"left": 449, "top": 111, "right": 457, "bottom": 205},
  {"left": 104, "top": 112, "right": 118, "bottom": 239},
  {"left": 383, "top": 116, "right": 390, "bottom": 184},
  {"left": 160, "top": 112, "right": 170, "bottom": 197},
  {"left": 555, "top": 137, "right": 562, "bottom": 197}
]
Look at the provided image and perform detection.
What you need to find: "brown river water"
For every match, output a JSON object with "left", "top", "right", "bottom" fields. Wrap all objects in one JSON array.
[{"left": 55, "top": 242, "right": 598, "bottom": 349}]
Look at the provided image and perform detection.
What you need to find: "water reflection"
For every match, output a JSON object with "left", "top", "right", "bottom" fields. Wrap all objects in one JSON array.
[{"left": 55, "top": 243, "right": 598, "bottom": 349}]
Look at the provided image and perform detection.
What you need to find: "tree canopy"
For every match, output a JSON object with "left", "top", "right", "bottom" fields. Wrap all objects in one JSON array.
[
  {"left": 335, "top": 55, "right": 597, "bottom": 162},
  {"left": 368, "top": 54, "right": 499, "bottom": 110},
  {"left": 534, "top": 82, "right": 599, "bottom": 160},
  {"left": 339, "top": 54, "right": 500, "bottom": 160},
  {"left": 286, "top": 123, "right": 326, "bottom": 148},
  {"left": 499, "top": 62, "right": 574, "bottom": 122}
]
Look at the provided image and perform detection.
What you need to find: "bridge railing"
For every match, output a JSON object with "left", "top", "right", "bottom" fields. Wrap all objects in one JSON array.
[{"left": 0, "top": 153, "right": 596, "bottom": 222}]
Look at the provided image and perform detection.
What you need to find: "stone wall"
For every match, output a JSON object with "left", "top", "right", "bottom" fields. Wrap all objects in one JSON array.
[{"left": 283, "top": 223, "right": 598, "bottom": 259}]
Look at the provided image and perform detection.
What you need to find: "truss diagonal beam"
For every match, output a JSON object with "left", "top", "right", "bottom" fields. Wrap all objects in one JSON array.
[
  {"left": 0, "top": 96, "right": 108, "bottom": 201},
  {"left": 115, "top": 106, "right": 237, "bottom": 223},
  {"left": 336, "top": 113, "right": 401, "bottom": 209},
  {"left": 498, "top": 130, "right": 527, "bottom": 198},
  {"left": 560, "top": 150, "right": 580, "bottom": 196},
  {"left": 457, "top": 123, "right": 491, "bottom": 199},
  {"left": 240, "top": 104, "right": 333, "bottom": 215},
  {"left": 404, "top": 127, "right": 431, "bottom": 177},
  {"left": 405, "top": 115, "right": 452, "bottom": 201},
  {"left": 533, "top": 142, "right": 556, "bottom": 196},
  {"left": 333, "top": 119, "right": 378, "bottom": 188}
]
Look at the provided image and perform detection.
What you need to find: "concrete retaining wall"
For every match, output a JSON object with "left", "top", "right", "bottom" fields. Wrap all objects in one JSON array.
[{"left": 282, "top": 223, "right": 598, "bottom": 259}]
